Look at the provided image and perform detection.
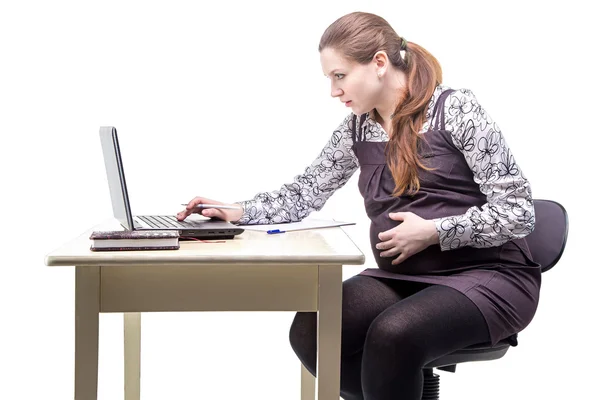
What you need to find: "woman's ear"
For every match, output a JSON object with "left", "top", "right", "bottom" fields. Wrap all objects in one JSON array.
[{"left": 373, "top": 50, "right": 388, "bottom": 77}]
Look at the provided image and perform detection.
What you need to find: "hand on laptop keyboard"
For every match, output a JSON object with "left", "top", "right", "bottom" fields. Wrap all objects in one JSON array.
[{"left": 177, "top": 196, "right": 243, "bottom": 223}]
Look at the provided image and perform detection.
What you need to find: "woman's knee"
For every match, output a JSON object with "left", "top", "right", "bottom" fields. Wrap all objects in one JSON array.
[
  {"left": 289, "top": 311, "right": 317, "bottom": 358},
  {"left": 363, "top": 313, "right": 425, "bottom": 367},
  {"left": 289, "top": 275, "right": 403, "bottom": 359},
  {"left": 289, "top": 311, "right": 316, "bottom": 348}
]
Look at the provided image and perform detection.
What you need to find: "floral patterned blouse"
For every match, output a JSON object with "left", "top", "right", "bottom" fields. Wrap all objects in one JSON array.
[{"left": 236, "top": 85, "right": 534, "bottom": 252}]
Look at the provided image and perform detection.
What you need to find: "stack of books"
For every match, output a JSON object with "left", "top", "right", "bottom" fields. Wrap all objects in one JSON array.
[{"left": 89, "top": 230, "right": 180, "bottom": 251}]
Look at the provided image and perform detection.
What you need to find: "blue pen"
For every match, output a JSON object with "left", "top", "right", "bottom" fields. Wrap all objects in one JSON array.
[{"left": 267, "top": 229, "right": 286, "bottom": 234}]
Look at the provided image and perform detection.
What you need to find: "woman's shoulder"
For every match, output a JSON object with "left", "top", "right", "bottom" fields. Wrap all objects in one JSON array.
[
  {"left": 434, "top": 85, "right": 478, "bottom": 105},
  {"left": 437, "top": 86, "right": 484, "bottom": 122},
  {"left": 439, "top": 86, "right": 496, "bottom": 137},
  {"left": 441, "top": 86, "right": 482, "bottom": 109}
]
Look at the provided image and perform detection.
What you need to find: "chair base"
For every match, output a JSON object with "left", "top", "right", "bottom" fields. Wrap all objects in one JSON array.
[{"left": 422, "top": 368, "right": 440, "bottom": 400}]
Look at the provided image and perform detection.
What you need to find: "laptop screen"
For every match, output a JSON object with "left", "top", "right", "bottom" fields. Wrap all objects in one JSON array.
[{"left": 99, "top": 126, "right": 135, "bottom": 230}]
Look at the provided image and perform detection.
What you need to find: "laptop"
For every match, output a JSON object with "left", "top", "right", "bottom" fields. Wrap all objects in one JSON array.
[{"left": 99, "top": 126, "right": 245, "bottom": 239}]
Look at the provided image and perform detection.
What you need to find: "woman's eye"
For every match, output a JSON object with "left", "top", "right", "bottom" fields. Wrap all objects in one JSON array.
[{"left": 335, "top": 73, "right": 345, "bottom": 80}]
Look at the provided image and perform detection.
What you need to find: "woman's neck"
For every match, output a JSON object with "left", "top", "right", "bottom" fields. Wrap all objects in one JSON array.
[{"left": 373, "top": 69, "right": 407, "bottom": 134}]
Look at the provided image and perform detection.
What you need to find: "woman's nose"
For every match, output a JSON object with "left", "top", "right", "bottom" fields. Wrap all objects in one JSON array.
[{"left": 331, "top": 86, "right": 343, "bottom": 98}]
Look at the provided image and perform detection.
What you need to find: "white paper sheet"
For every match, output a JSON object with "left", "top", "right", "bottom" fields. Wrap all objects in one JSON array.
[{"left": 241, "top": 218, "right": 355, "bottom": 232}]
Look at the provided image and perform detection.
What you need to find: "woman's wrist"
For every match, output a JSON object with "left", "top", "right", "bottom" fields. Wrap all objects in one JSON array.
[
  {"left": 229, "top": 202, "right": 245, "bottom": 224},
  {"left": 427, "top": 220, "right": 440, "bottom": 246}
]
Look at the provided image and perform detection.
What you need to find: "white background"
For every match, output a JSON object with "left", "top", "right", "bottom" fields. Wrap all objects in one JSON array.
[{"left": 1, "top": 0, "right": 597, "bottom": 399}]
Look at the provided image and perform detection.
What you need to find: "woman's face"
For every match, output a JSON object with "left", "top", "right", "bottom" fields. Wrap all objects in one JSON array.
[{"left": 320, "top": 47, "right": 382, "bottom": 115}]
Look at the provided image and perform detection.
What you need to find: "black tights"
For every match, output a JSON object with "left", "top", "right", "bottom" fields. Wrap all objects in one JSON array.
[{"left": 289, "top": 275, "right": 490, "bottom": 400}]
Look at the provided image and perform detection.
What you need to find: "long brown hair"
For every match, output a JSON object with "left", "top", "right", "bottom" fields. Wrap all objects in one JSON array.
[{"left": 319, "top": 12, "right": 443, "bottom": 196}]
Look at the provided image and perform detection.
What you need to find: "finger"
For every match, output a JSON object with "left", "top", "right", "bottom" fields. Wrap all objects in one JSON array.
[
  {"left": 388, "top": 212, "right": 407, "bottom": 221},
  {"left": 176, "top": 209, "right": 192, "bottom": 221},
  {"left": 186, "top": 197, "right": 206, "bottom": 210},
  {"left": 378, "top": 230, "right": 394, "bottom": 241},
  {"left": 391, "top": 253, "right": 408, "bottom": 265},
  {"left": 200, "top": 208, "right": 226, "bottom": 220},
  {"left": 380, "top": 246, "right": 401, "bottom": 258},
  {"left": 375, "top": 240, "right": 395, "bottom": 250},
  {"left": 186, "top": 196, "right": 219, "bottom": 211}
]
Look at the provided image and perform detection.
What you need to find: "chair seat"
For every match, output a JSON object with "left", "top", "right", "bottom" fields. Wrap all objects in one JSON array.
[{"left": 424, "top": 339, "right": 513, "bottom": 369}]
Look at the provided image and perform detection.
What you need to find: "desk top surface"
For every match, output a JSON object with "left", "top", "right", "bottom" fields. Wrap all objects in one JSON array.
[{"left": 45, "top": 219, "right": 366, "bottom": 267}]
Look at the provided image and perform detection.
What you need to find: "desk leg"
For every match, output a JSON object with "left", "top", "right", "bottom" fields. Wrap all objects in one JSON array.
[
  {"left": 124, "top": 313, "right": 141, "bottom": 400},
  {"left": 301, "top": 363, "right": 316, "bottom": 400},
  {"left": 316, "top": 265, "right": 342, "bottom": 400},
  {"left": 75, "top": 266, "right": 100, "bottom": 400}
]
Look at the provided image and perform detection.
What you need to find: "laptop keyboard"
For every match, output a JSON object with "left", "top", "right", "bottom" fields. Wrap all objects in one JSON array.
[{"left": 137, "top": 215, "right": 197, "bottom": 229}]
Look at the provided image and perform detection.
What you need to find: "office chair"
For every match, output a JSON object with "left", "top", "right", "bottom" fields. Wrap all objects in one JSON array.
[{"left": 420, "top": 199, "right": 569, "bottom": 399}]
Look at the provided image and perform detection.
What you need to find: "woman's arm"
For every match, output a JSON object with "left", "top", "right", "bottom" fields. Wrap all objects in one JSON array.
[
  {"left": 235, "top": 114, "right": 359, "bottom": 224},
  {"left": 433, "top": 89, "right": 535, "bottom": 250}
]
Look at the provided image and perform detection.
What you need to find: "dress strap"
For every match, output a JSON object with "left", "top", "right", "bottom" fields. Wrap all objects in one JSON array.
[
  {"left": 432, "top": 89, "right": 455, "bottom": 131},
  {"left": 351, "top": 113, "right": 368, "bottom": 143}
]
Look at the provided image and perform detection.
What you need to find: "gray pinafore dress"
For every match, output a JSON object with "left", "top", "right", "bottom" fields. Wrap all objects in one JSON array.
[{"left": 353, "top": 89, "right": 542, "bottom": 346}]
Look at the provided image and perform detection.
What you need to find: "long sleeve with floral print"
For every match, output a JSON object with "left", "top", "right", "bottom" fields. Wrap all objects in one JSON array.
[{"left": 235, "top": 114, "right": 359, "bottom": 224}]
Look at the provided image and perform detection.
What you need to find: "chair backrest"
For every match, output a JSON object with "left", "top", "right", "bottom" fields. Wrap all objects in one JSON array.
[{"left": 525, "top": 199, "right": 569, "bottom": 272}]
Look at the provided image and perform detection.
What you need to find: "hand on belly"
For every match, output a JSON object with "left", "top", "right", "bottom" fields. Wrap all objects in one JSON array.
[{"left": 375, "top": 211, "right": 439, "bottom": 265}]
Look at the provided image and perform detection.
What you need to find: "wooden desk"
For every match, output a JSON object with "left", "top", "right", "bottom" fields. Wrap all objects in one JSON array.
[{"left": 45, "top": 221, "right": 365, "bottom": 400}]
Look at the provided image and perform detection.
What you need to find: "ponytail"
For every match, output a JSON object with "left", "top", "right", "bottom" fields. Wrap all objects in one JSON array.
[{"left": 387, "top": 41, "right": 442, "bottom": 196}]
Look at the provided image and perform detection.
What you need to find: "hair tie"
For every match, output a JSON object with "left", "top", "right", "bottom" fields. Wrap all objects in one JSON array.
[
  {"left": 399, "top": 37, "right": 408, "bottom": 63},
  {"left": 400, "top": 37, "right": 408, "bottom": 51}
]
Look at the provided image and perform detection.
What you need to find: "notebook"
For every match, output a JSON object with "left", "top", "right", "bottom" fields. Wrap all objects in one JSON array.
[
  {"left": 99, "top": 126, "right": 244, "bottom": 239},
  {"left": 89, "top": 230, "right": 180, "bottom": 251}
]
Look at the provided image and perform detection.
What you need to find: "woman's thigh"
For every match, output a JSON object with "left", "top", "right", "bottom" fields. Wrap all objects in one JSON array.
[
  {"left": 363, "top": 284, "right": 490, "bottom": 366},
  {"left": 359, "top": 285, "right": 489, "bottom": 399},
  {"left": 289, "top": 275, "right": 430, "bottom": 357}
]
